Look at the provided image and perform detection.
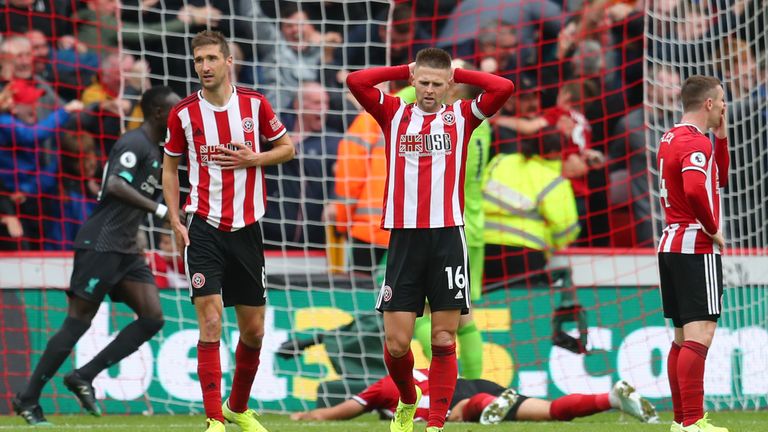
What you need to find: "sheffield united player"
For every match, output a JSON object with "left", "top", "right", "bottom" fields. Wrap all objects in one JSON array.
[
  {"left": 291, "top": 369, "right": 657, "bottom": 424},
  {"left": 162, "top": 31, "right": 294, "bottom": 432},
  {"left": 346, "top": 48, "right": 514, "bottom": 432},
  {"left": 656, "top": 76, "right": 729, "bottom": 432},
  {"left": 13, "top": 86, "right": 179, "bottom": 425}
]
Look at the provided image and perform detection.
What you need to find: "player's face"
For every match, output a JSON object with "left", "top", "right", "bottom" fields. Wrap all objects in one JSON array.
[
  {"left": 412, "top": 65, "right": 452, "bottom": 113},
  {"left": 706, "top": 86, "right": 725, "bottom": 129},
  {"left": 193, "top": 44, "right": 233, "bottom": 91}
]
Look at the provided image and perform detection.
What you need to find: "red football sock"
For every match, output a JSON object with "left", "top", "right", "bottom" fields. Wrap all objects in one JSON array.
[
  {"left": 549, "top": 393, "right": 612, "bottom": 421},
  {"left": 197, "top": 341, "right": 224, "bottom": 422},
  {"left": 461, "top": 393, "right": 497, "bottom": 422},
  {"left": 668, "top": 342, "right": 683, "bottom": 423},
  {"left": 679, "top": 340, "right": 708, "bottom": 426},
  {"left": 228, "top": 339, "right": 261, "bottom": 413},
  {"left": 384, "top": 346, "right": 416, "bottom": 404},
  {"left": 427, "top": 343, "right": 457, "bottom": 428}
]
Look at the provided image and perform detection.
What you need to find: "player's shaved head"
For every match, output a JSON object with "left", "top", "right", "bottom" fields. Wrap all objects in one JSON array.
[
  {"left": 681, "top": 75, "right": 722, "bottom": 112},
  {"left": 141, "top": 86, "right": 177, "bottom": 116},
  {"left": 415, "top": 47, "right": 452, "bottom": 70}
]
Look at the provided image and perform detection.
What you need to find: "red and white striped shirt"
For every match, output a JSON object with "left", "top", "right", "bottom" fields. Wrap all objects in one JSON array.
[
  {"left": 656, "top": 123, "right": 729, "bottom": 254},
  {"left": 353, "top": 369, "right": 432, "bottom": 420},
  {"left": 164, "top": 86, "right": 287, "bottom": 231},
  {"left": 347, "top": 66, "right": 514, "bottom": 229}
]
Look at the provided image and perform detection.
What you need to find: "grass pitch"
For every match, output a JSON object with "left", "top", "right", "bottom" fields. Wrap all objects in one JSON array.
[{"left": 1, "top": 412, "right": 767, "bottom": 432}]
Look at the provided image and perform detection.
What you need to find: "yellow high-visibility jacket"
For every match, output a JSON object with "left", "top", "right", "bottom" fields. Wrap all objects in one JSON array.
[{"left": 482, "top": 153, "right": 580, "bottom": 251}]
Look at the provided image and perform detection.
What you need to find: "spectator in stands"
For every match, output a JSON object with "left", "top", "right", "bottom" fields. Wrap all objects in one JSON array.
[
  {"left": 577, "top": 0, "right": 644, "bottom": 108},
  {"left": 73, "top": 0, "right": 221, "bottom": 57},
  {"left": 228, "top": 41, "right": 256, "bottom": 87},
  {"left": 491, "top": 75, "right": 547, "bottom": 155},
  {"left": 483, "top": 127, "right": 580, "bottom": 289},
  {"left": 261, "top": 2, "right": 341, "bottom": 110},
  {"left": 44, "top": 131, "right": 99, "bottom": 249},
  {"left": 545, "top": 81, "right": 607, "bottom": 245},
  {"left": 80, "top": 52, "right": 144, "bottom": 153},
  {"left": 475, "top": 21, "right": 535, "bottom": 79},
  {"left": 648, "top": 0, "right": 721, "bottom": 77},
  {"left": 235, "top": 0, "right": 278, "bottom": 64},
  {"left": 301, "top": 0, "right": 384, "bottom": 37},
  {"left": 715, "top": 38, "right": 767, "bottom": 247},
  {"left": 0, "top": 178, "right": 23, "bottom": 250},
  {"left": 119, "top": 0, "right": 255, "bottom": 96},
  {"left": 437, "top": 0, "right": 562, "bottom": 59},
  {"left": 0, "top": 0, "right": 73, "bottom": 37},
  {"left": 263, "top": 82, "right": 340, "bottom": 248},
  {"left": 548, "top": 36, "right": 619, "bottom": 246},
  {"left": 26, "top": 30, "right": 52, "bottom": 81},
  {"left": 148, "top": 227, "right": 186, "bottom": 288},
  {"left": 609, "top": 67, "right": 681, "bottom": 247},
  {"left": 333, "top": 3, "right": 428, "bottom": 80},
  {"left": 0, "top": 80, "right": 84, "bottom": 248},
  {"left": 25, "top": 30, "right": 101, "bottom": 101},
  {"left": 0, "top": 35, "right": 64, "bottom": 121}
]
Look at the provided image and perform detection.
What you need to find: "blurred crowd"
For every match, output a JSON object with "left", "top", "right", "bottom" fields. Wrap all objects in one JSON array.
[{"left": 0, "top": 0, "right": 764, "bottom": 272}]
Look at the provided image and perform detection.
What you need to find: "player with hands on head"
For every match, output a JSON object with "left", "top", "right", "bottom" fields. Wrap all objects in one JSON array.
[
  {"left": 346, "top": 48, "right": 514, "bottom": 432},
  {"left": 13, "top": 85, "right": 180, "bottom": 426},
  {"left": 656, "top": 75, "right": 730, "bottom": 432},
  {"left": 162, "top": 30, "right": 294, "bottom": 432}
]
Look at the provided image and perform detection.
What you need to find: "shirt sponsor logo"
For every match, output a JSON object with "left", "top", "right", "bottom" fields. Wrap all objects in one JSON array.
[
  {"left": 242, "top": 117, "right": 254, "bottom": 133},
  {"left": 690, "top": 152, "right": 706, "bottom": 167},
  {"left": 398, "top": 133, "right": 452, "bottom": 156},
  {"left": 198, "top": 142, "right": 254, "bottom": 166},
  {"left": 141, "top": 174, "right": 160, "bottom": 195},
  {"left": 120, "top": 151, "right": 137, "bottom": 168}
]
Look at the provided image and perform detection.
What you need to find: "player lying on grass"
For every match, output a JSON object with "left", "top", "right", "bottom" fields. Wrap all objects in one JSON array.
[{"left": 291, "top": 369, "right": 658, "bottom": 425}]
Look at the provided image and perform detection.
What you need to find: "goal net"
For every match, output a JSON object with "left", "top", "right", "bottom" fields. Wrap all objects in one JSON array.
[{"left": 1, "top": 0, "right": 766, "bottom": 418}]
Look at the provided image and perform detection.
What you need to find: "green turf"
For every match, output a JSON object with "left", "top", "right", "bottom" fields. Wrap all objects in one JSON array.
[{"left": 1, "top": 412, "right": 767, "bottom": 432}]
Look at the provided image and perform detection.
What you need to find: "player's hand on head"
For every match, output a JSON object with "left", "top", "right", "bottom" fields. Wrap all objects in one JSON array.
[
  {"left": 408, "top": 61, "right": 416, "bottom": 75},
  {"left": 214, "top": 142, "right": 258, "bottom": 169}
]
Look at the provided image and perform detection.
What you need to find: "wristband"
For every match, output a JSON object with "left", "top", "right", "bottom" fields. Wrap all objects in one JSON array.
[{"left": 155, "top": 203, "right": 168, "bottom": 219}]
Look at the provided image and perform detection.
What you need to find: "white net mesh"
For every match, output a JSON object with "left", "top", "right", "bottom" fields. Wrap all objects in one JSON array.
[{"left": 645, "top": 0, "right": 768, "bottom": 409}]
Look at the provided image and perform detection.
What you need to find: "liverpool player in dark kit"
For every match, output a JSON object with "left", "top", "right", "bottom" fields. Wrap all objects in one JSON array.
[{"left": 13, "top": 86, "right": 180, "bottom": 425}]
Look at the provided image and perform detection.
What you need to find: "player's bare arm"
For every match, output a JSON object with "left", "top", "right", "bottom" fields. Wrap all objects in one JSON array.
[
  {"left": 213, "top": 133, "right": 295, "bottom": 170},
  {"left": 105, "top": 175, "right": 169, "bottom": 220},
  {"left": 162, "top": 153, "right": 189, "bottom": 252},
  {"left": 290, "top": 399, "right": 365, "bottom": 421}
]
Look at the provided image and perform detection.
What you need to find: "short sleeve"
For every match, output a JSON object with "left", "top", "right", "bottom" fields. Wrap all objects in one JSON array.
[
  {"left": 108, "top": 139, "right": 143, "bottom": 184},
  {"left": 679, "top": 136, "right": 712, "bottom": 176},
  {"left": 459, "top": 98, "right": 483, "bottom": 132},
  {"left": 353, "top": 376, "right": 398, "bottom": 412},
  {"left": 164, "top": 107, "right": 186, "bottom": 157},
  {"left": 257, "top": 96, "right": 287, "bottom": 142}
]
